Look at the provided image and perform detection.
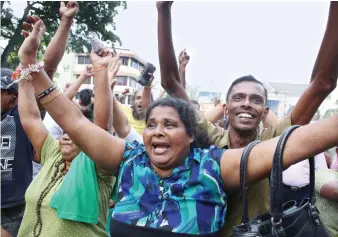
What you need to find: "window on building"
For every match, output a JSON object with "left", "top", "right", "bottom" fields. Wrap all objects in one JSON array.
[
  {"left": 120, "top": 56, "right": 129, "bottom": 66},
  {"left": 139, "top": 62, "right": 145, "bottom": 71},
  {"left": 131, "top": 58, "right": 139, "bottom": 69},
  {"left": 78, "top": 55, "right": 91, "bottom": 64},
  {"left": 127, "top": 95, "right": 133, "bottom": 105},
  {"left": 128, "top": 77, "right": 137, "bottom": 88},
  {"left": 116, "top": 76, "right": 128, "bottom": 86}
]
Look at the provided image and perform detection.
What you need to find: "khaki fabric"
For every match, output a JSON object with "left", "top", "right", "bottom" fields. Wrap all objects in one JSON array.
[{"left": 196, "top": 113, "right": 292, "bottom": 236}]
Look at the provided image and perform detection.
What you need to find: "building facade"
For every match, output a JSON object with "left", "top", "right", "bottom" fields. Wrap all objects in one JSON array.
[
  {"left": 55, "top": 48, "right": 147, "bottom": 105},
  {"left": 264, "top": 82, "right": 338, "bottom": 119}
]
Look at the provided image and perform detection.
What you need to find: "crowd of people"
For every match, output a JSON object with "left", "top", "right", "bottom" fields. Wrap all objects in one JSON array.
[{"left": 1, "top": 1, "right": 338, "bottom": 237}]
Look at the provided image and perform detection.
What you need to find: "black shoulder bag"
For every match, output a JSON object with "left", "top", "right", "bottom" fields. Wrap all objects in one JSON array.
[{"left": 231, "top": 125, "right": 331, "bottom": 237}]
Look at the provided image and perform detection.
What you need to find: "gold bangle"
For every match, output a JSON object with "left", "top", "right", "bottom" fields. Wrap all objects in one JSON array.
[{"left": 40, "top": 91, "right": 61, "bottom": 106}]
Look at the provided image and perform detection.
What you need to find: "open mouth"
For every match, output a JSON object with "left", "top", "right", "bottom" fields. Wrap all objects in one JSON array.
[
  {"left": 137, "top": 105, "right": 143, "bottom": 111},
  {"left": 152, "top": 142, "right": 171, "bottom": 155},
  {"left": 237, "top": 112, "right": 254, "bottom": 119}
]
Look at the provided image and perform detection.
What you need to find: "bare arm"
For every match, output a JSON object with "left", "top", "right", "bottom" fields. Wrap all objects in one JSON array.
[
  {"left": 178, "top": 49, "right": 190, "bottom": 89},
  {"left": 18, "top": 18, "right": 126, "bottom": 174},
  {"left": 178, "top": 67, "right": 186, "bottom": 89},
  {"left": 142, "top": 85, "right": 152, "bottom": 109},
  {"left": 18, "top": 80, "right": 49, "bottom": 163},
  {"left": 290, "top": 2, "right": 338, "bottom": 125},
  {"left": 157, "top": 2, "right": 189, "bottom": 101},
  {"left": 221, "top": 115, "right": 338, "bottom": 191},
  {"left": 92, "top": 50, "right": 115, "bottom": 130},
  {"left": 31, "top": 69, "right": 125, "bottom": 174},
  {"left": 204, "top": 104, "right": 225, "bottom": 124},
  {"left": 63, "top": 67, "right": 92, "bottom": 100},
  {"left": 43, "top": 2, "right": 78, "bottom": 79},
  {"left": 107, "top": 57, "right": 132, "bottom": 138},
  {"left": 112, "top": 95, "right": 131, "bottom": 138}
]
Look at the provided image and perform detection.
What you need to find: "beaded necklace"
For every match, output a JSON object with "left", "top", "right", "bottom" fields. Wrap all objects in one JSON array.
[{"left": 33, "top": 159, "right": 67, "bottom": 237}]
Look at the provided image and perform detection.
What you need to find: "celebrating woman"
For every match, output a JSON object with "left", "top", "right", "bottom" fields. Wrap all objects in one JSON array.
[
  {"left": 18, "top": 18, "right": 338, "bottom": 237},
  {"left": 16, "top": 16, "right": 121, "bottom": 236}
]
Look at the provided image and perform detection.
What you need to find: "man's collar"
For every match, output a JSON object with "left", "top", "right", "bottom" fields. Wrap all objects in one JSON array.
[{"left": 222, "top": 129, "right": 259, "bottom": 149}]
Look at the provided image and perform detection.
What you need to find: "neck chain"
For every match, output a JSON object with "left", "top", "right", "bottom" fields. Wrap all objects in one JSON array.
[{"left": 33, "top": 159, "right": 67, "bottom": 237}]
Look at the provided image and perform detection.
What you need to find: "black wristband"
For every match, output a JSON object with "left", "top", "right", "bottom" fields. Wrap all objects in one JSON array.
[{"left": 37, "top": 85, "right": 57, "bottom": 99}]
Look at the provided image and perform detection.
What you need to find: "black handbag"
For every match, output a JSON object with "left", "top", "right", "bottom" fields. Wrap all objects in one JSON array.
[{"left": 231, "top": 125, "right": 331, "bottom": 237}]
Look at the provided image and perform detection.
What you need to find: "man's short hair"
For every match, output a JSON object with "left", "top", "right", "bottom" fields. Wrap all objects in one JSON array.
[
  {"left": 226, "top": 75, "right": 268, "bottom": 103},
  {"left": 79, "top": 89, "right": 93, "bottom": 106}
]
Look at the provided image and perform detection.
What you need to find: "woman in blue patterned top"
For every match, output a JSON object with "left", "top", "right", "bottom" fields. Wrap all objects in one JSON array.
[{"left": 20, "top": 24, "right": 338, "bottom": 236}]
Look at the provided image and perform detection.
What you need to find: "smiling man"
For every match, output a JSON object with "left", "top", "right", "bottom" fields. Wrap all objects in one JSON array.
[{"left": 157, "top": 1, "right": 338, "bottom": 235}]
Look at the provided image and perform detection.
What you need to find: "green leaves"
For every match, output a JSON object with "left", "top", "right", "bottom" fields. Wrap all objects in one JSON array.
[{"left": 1, "top": 1, "right": 126, "bottom": 68}]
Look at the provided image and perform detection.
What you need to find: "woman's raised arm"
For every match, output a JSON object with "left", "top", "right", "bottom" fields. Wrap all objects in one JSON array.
[
  {"left": 18, "top": 18, "right": 125, "bottom": 175},
  {"left": 18, "top": 80, "right": 48, "bottom": 163}
]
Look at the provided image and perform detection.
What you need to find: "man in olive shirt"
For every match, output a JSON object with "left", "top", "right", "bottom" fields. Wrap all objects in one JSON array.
[
  {"left": 195, "top": 75, "right": 292, "bottom": 235},
  {"left": 157, "top": 1, "right": 338, "bottom": 235}
]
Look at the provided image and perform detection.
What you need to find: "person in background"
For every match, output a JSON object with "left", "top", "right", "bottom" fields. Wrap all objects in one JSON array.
[
  {"left": 110, "top": 79, "right": 143, "bottom": 144},
  {"left": 178, "top": 49, "right": 190, "bottom": 89},
  {"left": 314, "top": 150, "right": 338, "bottom": 237},
  {"left": 1, "top": 69, "right": 27, "bottom": 237},
  {"left": 120, "top": 78, "right": 153, "bottom": 135}
]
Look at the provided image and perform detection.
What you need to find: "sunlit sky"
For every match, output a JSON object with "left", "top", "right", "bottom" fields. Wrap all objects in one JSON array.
[{"left": 3, "top": 1, "right": 331, "bottom": 93}]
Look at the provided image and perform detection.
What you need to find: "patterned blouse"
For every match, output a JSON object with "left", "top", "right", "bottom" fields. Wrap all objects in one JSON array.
[{"left": 111, "top": 142, "right": 227, "bottom": 235}]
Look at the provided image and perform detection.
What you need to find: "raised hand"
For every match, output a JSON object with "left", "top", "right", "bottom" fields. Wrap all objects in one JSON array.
[
  {"left": 122, "top": 88, "right": 130, "bottom": 95},
  {"left": 90, "top": 48, "right": 113, "bottom": 68},
  {"left": 19, "top": 16, "right": 46, "bottom": 66},
  {"left": 156, "top": 1, "right": 173, "bottom": 9},
  {"left": 63, "top": 82, "right": 71, "bottom": 91},
  {"left": 178, "top": 49, "right": 190, "bottom": 67},
  {"left": 108, "top": 54, "right": 121, "bottom": 81},
  {"left": 59, "top": 1, "right": 79, "bottom": 19},
  {"left": 81, "top": 65, "right": 93, "bottom": 78},
  {"left": 110, "top": 79, "right": 117, "bottom": 91}
]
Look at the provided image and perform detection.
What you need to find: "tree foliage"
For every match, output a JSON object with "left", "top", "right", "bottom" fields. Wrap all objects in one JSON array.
[{"left": 1, "top": 1, "right": 127, "bottom": 69}]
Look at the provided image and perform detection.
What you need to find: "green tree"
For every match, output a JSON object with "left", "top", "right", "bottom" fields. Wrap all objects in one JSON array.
[{"left": 1, "top": 1, "right": 127, "bottom": 69}]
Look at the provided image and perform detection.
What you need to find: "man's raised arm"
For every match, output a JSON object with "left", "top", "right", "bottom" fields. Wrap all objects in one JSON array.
[
  {"left": 290, "top": 2, "right": 338, "bottom": 125},
  {"left": 43, "top": 1, "right": 79, "bottom": 79},
  {"left": 157, "top": 1, "right": 189, "bottom": 101}
]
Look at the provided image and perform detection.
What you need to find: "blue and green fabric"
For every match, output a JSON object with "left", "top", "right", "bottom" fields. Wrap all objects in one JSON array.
[{"left": 111, "top": 142, "right": 227, "bottom": 235}]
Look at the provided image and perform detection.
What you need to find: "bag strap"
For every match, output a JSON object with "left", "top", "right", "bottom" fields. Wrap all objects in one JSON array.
[
  {"left": 240, "top": 141, "right": 261, "bottom": 224},
  {"left": 270, "top": 125, "right": 300, "bottom": 234},
  {"left": 309, "top": 157, "right": 316, "bottom": 205}
]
